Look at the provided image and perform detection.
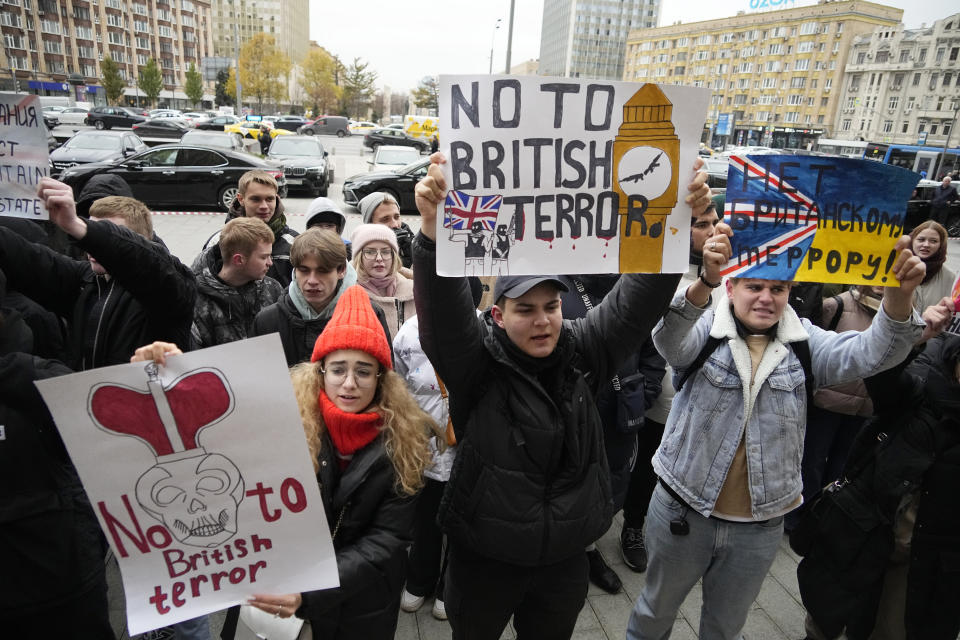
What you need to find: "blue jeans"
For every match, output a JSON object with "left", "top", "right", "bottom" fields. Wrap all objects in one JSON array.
[
  {"left": 172, "top": 616, "right": 210, "bottom": 640},
  {"left": 627, "top": 483, "right": 783, "bottom": 640}
]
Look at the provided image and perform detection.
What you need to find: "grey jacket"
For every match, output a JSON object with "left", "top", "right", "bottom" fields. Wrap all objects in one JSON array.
[{"left": 651, "top": 286, "right": 923, "bottom": 520}]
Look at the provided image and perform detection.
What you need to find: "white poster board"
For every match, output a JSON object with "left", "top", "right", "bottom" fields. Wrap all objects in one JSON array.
[
  {"left": 435, "top": 75, "right": 710, "bottom": 276},
  {"left": 0, "top": 93, "right": 50, "bottom": 219},
  {"left": 35, "top": 335, "right": 337, "bottom": 635}
]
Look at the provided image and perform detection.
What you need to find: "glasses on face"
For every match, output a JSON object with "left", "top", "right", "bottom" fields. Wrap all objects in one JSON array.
[
  {"left": 320, "top": 364, "right": 381, "bottom": 387},
  {"left": 362, "top": 247, "right": 392, "bottom": 260}
]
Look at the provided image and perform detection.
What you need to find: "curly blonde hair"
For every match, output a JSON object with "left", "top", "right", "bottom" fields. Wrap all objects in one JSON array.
[{"left": 289, "top": 361, "right": 439, "bottom": 495}]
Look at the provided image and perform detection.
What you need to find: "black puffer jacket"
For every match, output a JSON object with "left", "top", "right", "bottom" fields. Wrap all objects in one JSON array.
[
  {"left": 413, "top": 233, "right": 679, "bottom": 566},
  {"left": 0, "top": 316, "right": 106, "bottom": 618},
  {"left": 797, "top": 334, "right": 960, "bottom": 640},
  {"left": 0, "top": 221, "right": 196, "bottom": 369},
  {"left": 196, "top": 199, "right": 298, "bottom": 288},
  {"left": 296, "top": 435, "right": 417, "bottom": 640},
  {"left": 191, "top": 246, "right": 283, "bottom": 347}
]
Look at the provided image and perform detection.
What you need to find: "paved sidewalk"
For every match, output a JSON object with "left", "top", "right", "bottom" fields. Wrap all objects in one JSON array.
[{"left": 110, "top": 510, "right": 810, "bottom": 640}]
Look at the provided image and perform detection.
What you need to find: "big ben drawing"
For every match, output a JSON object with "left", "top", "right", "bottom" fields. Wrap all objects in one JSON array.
[{"left": 612, "top": 84, "right": 680, "bottom": 272}]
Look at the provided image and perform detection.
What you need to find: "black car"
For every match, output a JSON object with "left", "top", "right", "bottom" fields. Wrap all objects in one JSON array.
[
  {"left": 266, "top": 135, "right": 332, "bottom": 197},
  {"left": 905, "top": 181, "right": 960, "bottom": 236},
  {"left": 362, "top": 128, "right": 429, "bottom": 153},
  {"left": 195, "top": 115, "right": 242, "bottom": 131},
  {"left": 274, "top": 115, "right": 309, "bottom": 132},
  {"left": 342, "top": 158, "right": 430, "bottom": 213},
  {"left": 59, "top": 144, "right": 287, "bottom": 212},
  {"left": 49, "top": 130, "right": 148, "bottom": 177},
  {"left": 85, "top": 106, "right": 147, "bottom": 130},
  {"left": 132, "top": 119, "right": 190, "bottom": 139}
]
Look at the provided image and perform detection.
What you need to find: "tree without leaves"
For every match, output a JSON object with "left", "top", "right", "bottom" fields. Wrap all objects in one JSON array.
[
  {"left": 410, "top": 76, "right": 439, "bottom": 113},
  {"left": 340, "top": 57, "right": 377, "bottom": 120},
  {"left": 100, "top": 55, "right": 125, "bottom": 105},
  {"left": 238, "top": 33, "right": 291, "bottom": 113},
  {"left": 301, "top": 48, "right": 341, "bottom": 116},
  {"left": 215, "top": 68, "right": 233, "bottom": 106},
  {"left": 184, "top": 62, "right": 204, "bottom": 108},
  {"left": 137, "top": 58, "right": 163, "bottom": 108}
]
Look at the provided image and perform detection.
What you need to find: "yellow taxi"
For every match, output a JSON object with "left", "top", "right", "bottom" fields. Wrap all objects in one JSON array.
[{"left": 225, "top": 118, "right": 293, "bottom": 140}]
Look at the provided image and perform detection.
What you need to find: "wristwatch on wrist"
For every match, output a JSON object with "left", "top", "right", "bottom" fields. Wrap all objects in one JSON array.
[{"left": 699, "top": 273, "right": 721, "bottom": 289}]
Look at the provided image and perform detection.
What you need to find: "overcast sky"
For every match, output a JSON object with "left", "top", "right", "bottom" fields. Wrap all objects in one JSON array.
[{"left": 308, "top": 0, "right": 959, "bottom": 93}]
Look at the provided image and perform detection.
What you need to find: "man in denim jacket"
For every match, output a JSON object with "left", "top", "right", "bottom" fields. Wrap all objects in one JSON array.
[{"left": 627, "top": 222, "right": 927, "bottom": 640}]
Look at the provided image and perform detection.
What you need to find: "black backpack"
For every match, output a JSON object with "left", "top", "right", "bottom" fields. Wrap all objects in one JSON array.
[{"left": 675, "top": 336, "right": 814, "bottom": 405}]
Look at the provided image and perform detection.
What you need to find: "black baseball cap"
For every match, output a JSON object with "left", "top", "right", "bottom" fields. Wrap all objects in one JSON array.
[{"left": 493, "top": 275, "right": 569, "bottom": 302}]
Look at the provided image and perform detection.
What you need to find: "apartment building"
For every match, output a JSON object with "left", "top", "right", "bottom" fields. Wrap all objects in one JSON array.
[
  {"left": 0, "top": 0, "right": 215, "bottom": 107},
  {"left": 540, "top": 0, "right": 660, "bottom": 81},
  {"left": 834, "top": 12, "right": 960, "bottom": 152},
  {"left": 209, "top": 0, "right": 308, "bottom": 64},
  {"left": 623, "top": 0, "right": 901, "bottom": 149}
]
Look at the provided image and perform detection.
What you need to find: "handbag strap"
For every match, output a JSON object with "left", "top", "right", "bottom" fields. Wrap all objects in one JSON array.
[
  {"left": 573, "top": 278, "right": 621, "bottom": 389},
  {"left": 435, "top": 374, "right": 457, "bottom": 446}
]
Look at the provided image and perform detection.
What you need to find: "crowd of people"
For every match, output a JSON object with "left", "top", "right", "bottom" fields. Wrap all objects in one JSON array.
[{"left": 2, "top": 148, "right": 958, "bottom": 640}]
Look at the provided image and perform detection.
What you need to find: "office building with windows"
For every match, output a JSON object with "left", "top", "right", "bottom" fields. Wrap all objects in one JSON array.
[
  {"left": 209, "top": 0, "right": 308, "bottom": 64},
  {"left": 539, "top": 0, "right": 659, "bottom": 80},
  {"left": 834, "top": 12, "right": 960, "bottom": 153},
  {"left": 0, "top": 0, "right": 215, "bottom": 107},
  {"left": 622, "top": 0, "right": 902, "bottom": 149}
]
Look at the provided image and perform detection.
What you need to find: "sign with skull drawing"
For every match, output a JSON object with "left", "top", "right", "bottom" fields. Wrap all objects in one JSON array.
[{"left": 35, "top": 335, "right": 337, "bottom": 635}]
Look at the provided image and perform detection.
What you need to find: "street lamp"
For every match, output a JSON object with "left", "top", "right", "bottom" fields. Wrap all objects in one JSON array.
[{"left": 489, "top": 18, "right": 501, "bottom": 75}]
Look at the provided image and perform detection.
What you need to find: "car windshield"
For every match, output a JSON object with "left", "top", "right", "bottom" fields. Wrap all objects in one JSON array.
[
  {"left": 399, "top": 160, "right": 428, "bottom": 173},
  {"left": 376, "top": 149, "right": 419, "bottom": 164},
  {"left": 270, "top": 138, "right": 322, "bottom": 156},
  {"left": 63, "top": 134, "right": 120, "bottom": 150}
]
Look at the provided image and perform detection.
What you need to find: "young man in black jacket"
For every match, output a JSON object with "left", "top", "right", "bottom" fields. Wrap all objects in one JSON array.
[
  {"left": 412, "top": 153, "right": 711, "bottom": 640},
  {"left": 0, "top": 178, "right": 196, "bottom": 371}
]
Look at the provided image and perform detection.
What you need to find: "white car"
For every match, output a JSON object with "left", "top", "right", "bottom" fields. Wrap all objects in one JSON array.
[
  {"left": 57, "top": 105, "right": 92, "bottom": 126},
  {"left": 350, "top": 121, "right": 378, "bottom": 135},
  {"left": 368, "top": 145, "right": 422, "bottom": 172}
]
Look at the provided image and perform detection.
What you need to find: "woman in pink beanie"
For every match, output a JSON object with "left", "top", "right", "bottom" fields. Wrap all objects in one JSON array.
[
  {"left": 247, "top": 284, "right": 437, "bottom": 639},
  {"left": 350, "top": 223, "right": 415, "bottom": 342}
]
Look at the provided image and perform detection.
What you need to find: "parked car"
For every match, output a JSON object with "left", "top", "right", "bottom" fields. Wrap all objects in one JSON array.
[
  {"left": 195, "top": 114, "right": 242, "bottom": 131},
  {"left": 362, "top": 128, "right": 429, "bottom": 153},
  {"left": 383, "top": 123, "right": 405, "bottom": 131},
  {"left": 905, "top": 180, "right": 960, "bottom": 236},
  {"left": 179, "top": 130, "right": 249, "bottom": 153},
  {"left": 350, "top": 121, "right": 378, "bottom": 135},
  {"left": 43, "top": 105, "right": 65, "bottom": 115},
  {"left": 85, "top": 106, "right": 147, "bottom": 130},
  {"left": 298, "top": 115, "right": 350, "bottom": 138},
  {"left": 48, "top": 130, "right": 148, "bottom": 177},
  {"left": 266, "top": 135, "right": 332, "bottom": 197},
  {"left": 368, "top": 145, "right": 421, "bottom": 172},
  {"left": 123, "top": 107, "right": 151, "bottom": 117},
  {"left": 57, "top": 105, "right": 92, "bottom": 126},
  {"left": 42, "top": 113, "right": 59, "bottom": 130},
  {"left": 132, "top": 119, "right": 190, "bottom": 139},
  {"left": 181, "top": 112, "right": 210, "bottom": 126},
  {"left": 226, "top": 120, "right": 293, "bottom": 140},
  {"left": 274, "top": 115, "right": 309, "bottom": 132},
  {"left": 342, "top": 157, "right": 430, "bottom": 213},
  {"left": 59, "top": 144, "right": 287, "bottom": 212}
]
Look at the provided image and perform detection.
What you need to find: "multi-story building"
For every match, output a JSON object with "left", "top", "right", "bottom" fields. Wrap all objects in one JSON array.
[
  {"left": 623, "top": 0, "right": 902, "bottom": 149},
  {"left": 539, "top": 0, "right": 659, "bottom": 81},
  {"left": 209, "top": 0, "right": 308, "bottom": 64},
  {"left": 834, "top": 13, "right": 960, "bottom": 159},
  {"left": 0, "top": 0, "right": 215, "bottom": 108}
]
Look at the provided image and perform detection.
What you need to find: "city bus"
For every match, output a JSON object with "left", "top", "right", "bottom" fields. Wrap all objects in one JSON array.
[{"left": 862, "top": 143, "right": 960, "bottom": 178}]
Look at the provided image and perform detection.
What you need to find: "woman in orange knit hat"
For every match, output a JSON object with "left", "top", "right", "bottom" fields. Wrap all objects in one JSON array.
[{"left": 247, "top": 284, "right": 436, "bottom": 639}]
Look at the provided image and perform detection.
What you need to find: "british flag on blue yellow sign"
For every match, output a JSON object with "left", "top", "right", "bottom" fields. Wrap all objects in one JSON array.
[{"left": 721, "top": 155, "right": 920, "bottom": 286}]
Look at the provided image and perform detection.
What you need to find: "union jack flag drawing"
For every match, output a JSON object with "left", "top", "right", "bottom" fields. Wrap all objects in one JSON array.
[
  {"left": 719, "top": 155, "right": 820, "bottom": 280},
  {"left": 443, "top": 190, "right": 502, "bottom": 231}
]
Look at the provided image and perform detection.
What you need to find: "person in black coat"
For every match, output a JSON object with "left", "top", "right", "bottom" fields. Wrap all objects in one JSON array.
[
  {"left": 795, "top": 318, "right": 960, "bottom": 640},
  {"left": 0, "top": 269, "right": 114, "bottom": 638},
  {"left": 410, "top": 153, "right": 711, "bottom": 640},
  {"left": 245, "top": 284, "right": 436, "bottom": 639},
  {"left": 0, "top": 178, "right": 196, "bottom": 370}
]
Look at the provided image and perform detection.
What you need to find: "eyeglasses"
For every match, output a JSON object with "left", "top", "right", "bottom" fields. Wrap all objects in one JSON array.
[
  {"left": 320, "top": 364, "right": 381, "bottom": 388},
  {"left": 361, "top": 247, "right": 392, "bottom": 260}
]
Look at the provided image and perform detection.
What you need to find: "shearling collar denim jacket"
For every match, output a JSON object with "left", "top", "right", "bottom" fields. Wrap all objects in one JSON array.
[{"left": 651, "top": 287, "right": 922, "bottom": 520}]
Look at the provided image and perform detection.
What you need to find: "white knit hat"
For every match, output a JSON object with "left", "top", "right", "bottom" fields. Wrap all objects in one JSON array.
[{"left": 349, "top": 223, "right": 399, "bottom": 255}]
